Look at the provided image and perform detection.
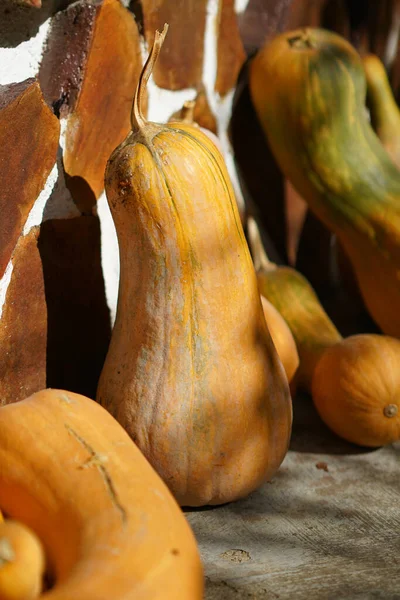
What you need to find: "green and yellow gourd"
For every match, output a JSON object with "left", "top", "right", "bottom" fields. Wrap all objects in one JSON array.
[
  {"left": 363, "top": 53, "right": 400, "bottom": 169},
  {"left": 96, "top": 27, "right": 292, "bottom": 507},
  {"left": 249, "top": 27, "right": 400, "bottom": 338},
  {"left": 247, "top": 216, "right": 341, "bottom": 392}
]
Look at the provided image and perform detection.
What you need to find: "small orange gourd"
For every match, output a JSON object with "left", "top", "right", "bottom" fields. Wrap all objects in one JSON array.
[
  {"left": 248, "top": 216, "right": 400, "bottom": 447},
  {"left": 0, "top": 389, "right": 203, "bottom": 599},
  {"left": 260, "top": 295, "right": 299, "bottom": 384},
  {"left": 96, "top": 26, "right": 292, "bottom": 506},
  {"left": 312, "top": 335, "right": 400, "bottom": 447},
  {"left": 0, "top": 520, "right": 45, "bottom": 600}
]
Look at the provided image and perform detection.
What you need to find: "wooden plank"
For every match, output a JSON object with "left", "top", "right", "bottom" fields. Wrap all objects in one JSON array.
[
  {"left": 141, "top": 0, "right": 207, "bottom": 90},
  {"left": 238, "top": 0, "right": 295, "bottom": 56},
  {"left": 215, "top": 0, "right": 246, "bottom": 96},
  {"left": 0, "top": 217, "right": 112, "bottom": 404},
  {"left": 60, "top": 0, "right": 143, "bottom": 205},
  {"left": 0, "top": 80, "right": 59, "bottom": 278},
  {"left": 0, "top": 229, "right": 47, "bottom": 405}
]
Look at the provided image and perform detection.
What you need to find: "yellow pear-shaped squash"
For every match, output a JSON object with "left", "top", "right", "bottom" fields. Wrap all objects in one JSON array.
[{"left": 97, "top": 26, "right": 292, "bottom": 507}]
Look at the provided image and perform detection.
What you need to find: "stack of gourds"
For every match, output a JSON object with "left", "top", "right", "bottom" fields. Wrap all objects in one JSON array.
[
  {"left": 2, "top": 23, "right": 400, "bottom": 599},
  {"left": 248, "top": 27, "right": 400, "bottom": 448},
  {"left": 0, "top": 26, "right": 291, "bottom": 598}
]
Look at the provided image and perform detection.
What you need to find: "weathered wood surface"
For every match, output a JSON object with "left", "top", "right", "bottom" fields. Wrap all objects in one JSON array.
[
  {"left": 187, "top": 397, "right": 400, "bottom": 599},
  {"left": 0, "top": 228, "right": 47, "bottom": 404},
  {"left": 0, "top": 79, "right": 59, "bottom": 278},
  {"left": 216, "top": 0, "right": 246, "bottom": 96},
  {"left": 141, "top": 0, "right": 207, "bottom": 90}
]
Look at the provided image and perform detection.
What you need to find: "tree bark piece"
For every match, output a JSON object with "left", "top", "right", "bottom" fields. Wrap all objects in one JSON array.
[
  {"left": 0, "top": 228, "right": 47, "bottom": 405},
  {"left": 215, "top": 0, "right": 246, "bottom": 96},
  {"left": 40, "top": 0, "right": 143, "bottom": 209},
  {"left": 141, "top": 0, "right": 207, "bottom": 90},
  {"left": 238, "top": 0, "right": 295, "bottom": 56},
  {"left": 0, "top": 79, "right": 59, "bottom": 279},
  {"left": 0, "top": 217, "right": 111, "bottom": 404},
  {"left": 38, "top": 216, "right": 111, "bottom": 400}
]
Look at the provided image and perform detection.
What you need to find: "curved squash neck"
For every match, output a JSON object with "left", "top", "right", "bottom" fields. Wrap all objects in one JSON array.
[
  {"left": 364, "top": 54, "right": 400, "bottom": 137},
  {"left": 247, "top": 215, "right": 342, "bottom": 391},
  {"left": 278, "top": 38, "right": 400, "bottom": 248},
  {"left": 246, "top": 216, "right": 277, "bottom": 273}
]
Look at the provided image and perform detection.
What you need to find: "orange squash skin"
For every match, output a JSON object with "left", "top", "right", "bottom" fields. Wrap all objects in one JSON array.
[
  {"left": 0, "top": 389, "right": 203, "bottom": 599},
  {"left": 249, "top": 27, "right": 400, "bottom": 337},
  {"left": 0, "top": 520, "right": 45, "bottom": 600},
  {"left": 312, "top": 335, "right": 400, "bottom": 447},
  {"left": 260, "top": 295, "right": 299, "bottom": 384},
  {"left": 97, "top": 117, "right": 292, "bottom": 506}
]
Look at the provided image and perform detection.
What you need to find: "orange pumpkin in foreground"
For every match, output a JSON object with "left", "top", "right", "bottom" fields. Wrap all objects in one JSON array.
[{"left": 0, "top": 389, "right": 203, "bottom": 599}]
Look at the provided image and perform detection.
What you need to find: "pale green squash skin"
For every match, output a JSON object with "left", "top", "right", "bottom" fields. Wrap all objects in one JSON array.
[
  {"left": 249, "top": 27, "right": 400, "bottom": 337},
  {"left": 247, "top": 216, "right": 341, "bottom": 391},
  {"left": 257, "top": 266, "right": 341, "bottom": 391}
]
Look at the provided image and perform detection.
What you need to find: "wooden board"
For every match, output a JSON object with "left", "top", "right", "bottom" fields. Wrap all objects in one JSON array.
[{"left": 186, "top": 397, "right": 400, "bottom": 599}]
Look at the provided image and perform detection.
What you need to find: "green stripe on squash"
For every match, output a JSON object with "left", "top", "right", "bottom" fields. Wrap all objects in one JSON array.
[{"left": 249, "top": 27, "right": 400, "bottom": 337}]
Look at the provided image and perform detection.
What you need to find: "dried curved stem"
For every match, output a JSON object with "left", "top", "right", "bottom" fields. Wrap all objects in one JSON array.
[
  {"left": 247, "top": 216, "right": 277, "bottom": 272},
  {"left": 131, "top": 23, "right": 169, "bottom": 132},
  {"left": 179, "top": 100, "right": 196, "bottom": 124},
  {"left": 0, "top": 537, "right": 15, "bottom": 565}
]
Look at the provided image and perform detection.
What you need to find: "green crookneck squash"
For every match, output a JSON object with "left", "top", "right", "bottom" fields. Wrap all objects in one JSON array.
[
  {"left": 0, "top": 389, "right": 203, "bottom": 599},
  {"left": 249, "top": 27, "right": 400, "bottom": 337},
  {"left": 96, "top": 26, "right": 292, "bottom": 507},
  {"left": 247, "top": 216, "right": 400, "bottom": 447},
  {"left": 363, "top": 53, "right": 400, "bottom": 169},
  {"left": 247, "top": 216, "right": 341, "bottom": 391}
]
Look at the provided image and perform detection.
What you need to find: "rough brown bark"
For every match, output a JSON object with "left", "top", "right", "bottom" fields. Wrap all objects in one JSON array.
[
  {"left": 40, "top": 0, "right": 143, "bottom": 210},
  {"left": 216, "top": 0, "right": 246, "bottom": 96},
  {"left": 141, "top": 0, "right": 207, "bottom": 90},
  {"left": 0, "top": 228, "right": 47, "bottom": 405},
  {"left": 0, "top": 79, "right": 59, "bottom": 279}
]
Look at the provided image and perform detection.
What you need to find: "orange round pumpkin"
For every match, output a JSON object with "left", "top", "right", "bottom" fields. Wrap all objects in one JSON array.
[{"left": 312, "top": 335, "right": 400, "bottom": 447}]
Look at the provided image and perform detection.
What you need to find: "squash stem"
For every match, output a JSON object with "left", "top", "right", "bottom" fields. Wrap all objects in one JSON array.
[
  {"left": 131, "top": 23, "right": 169, "bottom": 132},
  {"left": 0, "top": 537, "right": 15, "bottom": 565},
  {"left": 247, "top": 216, "right": 277, "bottom": 273},
  {"left": 287, "top": 30, "right": 314, "bottom": 50},
  {"left": 179, "top": 100, "right": 196, "bottom": 124}
]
